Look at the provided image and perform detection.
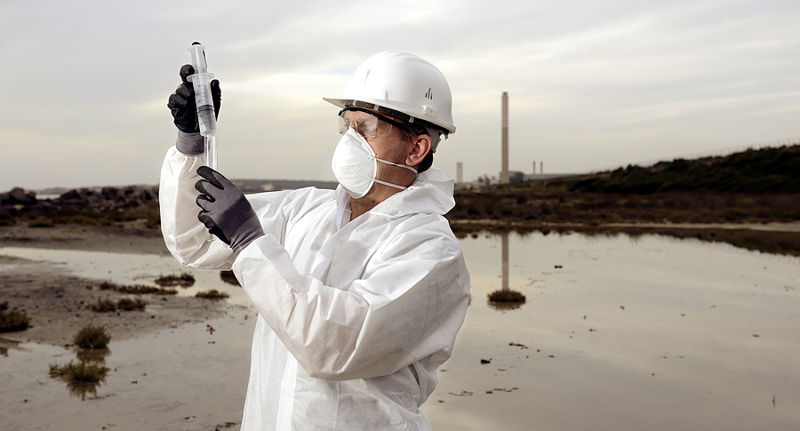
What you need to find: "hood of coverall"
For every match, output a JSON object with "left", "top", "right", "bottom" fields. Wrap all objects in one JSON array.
[{"left": 336, "top": 167, "right": 455, "bottom": 218}]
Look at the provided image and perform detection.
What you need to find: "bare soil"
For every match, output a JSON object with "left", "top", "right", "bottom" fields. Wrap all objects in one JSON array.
[
  {"left": 0, "top": 224, "right": 168, "bottom": 255},
  {"left": 0, "top": 225, "right": 229, "bottom": 346}
]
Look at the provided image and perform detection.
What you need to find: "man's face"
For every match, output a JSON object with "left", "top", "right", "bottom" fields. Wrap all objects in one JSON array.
[{"left": 338, "top": 109, "right": 411, "bottom": 165}]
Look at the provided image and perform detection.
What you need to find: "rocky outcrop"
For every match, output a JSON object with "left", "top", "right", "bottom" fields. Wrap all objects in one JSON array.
[
  {"left": 55, "top": 186, "right": 158, "bottom": 211},
  {"left": 0, "top": 187, "right": 37, "bottom": 206},
  {"left": 1, "top": 186, "right": 158, "bottom": 216}
]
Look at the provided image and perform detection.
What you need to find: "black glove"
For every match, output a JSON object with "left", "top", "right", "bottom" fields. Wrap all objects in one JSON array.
[
  {"left": 195, "top": 166, "right": 264, "bottom": 253},
  {"left": 167, "top": 64, "right": 222, "bottom": 133}
]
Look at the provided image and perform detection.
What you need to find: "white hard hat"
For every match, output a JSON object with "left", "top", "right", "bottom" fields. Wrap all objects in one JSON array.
[{"left": 324, "top": 51, "right": 456, "bottom": 135}]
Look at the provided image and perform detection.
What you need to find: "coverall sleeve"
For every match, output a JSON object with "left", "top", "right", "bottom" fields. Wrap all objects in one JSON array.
[
  {"left": 158, "top": 145, "right": 295, "bottom": 269},
  {"left": 232, "top": 221, "right": 470, "bottom": 381}
]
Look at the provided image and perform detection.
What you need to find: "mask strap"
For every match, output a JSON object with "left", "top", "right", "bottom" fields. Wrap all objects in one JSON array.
[
  {"left": 374, "top": 157, "right": 418, "bottom": 174},
  {"left": 373, "top": 178, "right": 408, "bottom": 190}
]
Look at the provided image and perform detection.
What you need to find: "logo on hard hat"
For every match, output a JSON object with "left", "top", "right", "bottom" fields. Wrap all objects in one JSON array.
[{"left": 424, "top": 88, "right": 433, "bottom": 100}]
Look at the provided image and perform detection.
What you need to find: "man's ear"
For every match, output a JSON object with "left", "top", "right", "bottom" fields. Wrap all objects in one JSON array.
[{"left": 406, "top": 134, "right": 432, "bottom": 167}]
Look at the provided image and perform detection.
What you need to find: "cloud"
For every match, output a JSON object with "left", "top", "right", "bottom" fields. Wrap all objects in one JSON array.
[{"left": 2, "top": 0, "right": 798, "bottom": 190}]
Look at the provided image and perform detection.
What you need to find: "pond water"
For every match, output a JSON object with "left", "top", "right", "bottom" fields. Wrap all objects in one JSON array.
[{"left": 1, "top": 232, "right": 799, "bottom": 430}]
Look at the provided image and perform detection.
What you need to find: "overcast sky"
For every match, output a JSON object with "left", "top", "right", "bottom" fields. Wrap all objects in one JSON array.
[{"left": 2, "top": 0, "right": 798, "bottom": 191}]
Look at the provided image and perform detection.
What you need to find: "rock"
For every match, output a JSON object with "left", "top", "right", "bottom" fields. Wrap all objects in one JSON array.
[
  {"left": 54, "top": 186, "right": 159, "bottom": 211},
  {"left": 101, "top": 187, "right": 119, "bottom": 198},
  {"left": 1, "top": 187, "right": 37, "bottom": 206}
]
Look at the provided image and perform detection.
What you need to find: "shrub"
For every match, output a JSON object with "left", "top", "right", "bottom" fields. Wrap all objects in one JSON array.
[
  {"left": 154, "top": 272, "right": 195, "bottom": 287},
  {"left": 488, "top": 289, "right": 526, "bottom": 303},
  {"left": 487, "top": 289, "right": 527, "bottom": 311},
  {"left": 90, "top": 299, "right": 116, "bottom": 312},
  {"left": 73, "top": 325, "right": 111, "bottom": 349},
  {"left": 94, "top": 281, "right": 176, "bottom": 295},
  {"left": 196, "top": 289, "right": 229, "bottom": 300},
  {"left": 115, "top": 284, "right": 176, "bottom": 295},
  {"left": 220, "top": 270, "right": 240, "bottom": 286},
  {"left": 0, "top": 302, "right": 30, "bottom": 332},
  {"left": 117, "top": 298, "right": 147, "bottom": 311},
  {"left": 98, "top": 281, "right": 117, "bottom": 291}
]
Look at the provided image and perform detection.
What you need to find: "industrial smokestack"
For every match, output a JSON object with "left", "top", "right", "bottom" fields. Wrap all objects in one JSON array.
[
  {"left": 456, "top": 162, "right": 463, "bottom": 184},
  {"left": 501, "top": 231, "right": 509, "bottom": 291},
  {"left": 540, "top": 161, "right": 543, "bottom": 176},
  {"left": 501, "top": 92, "right": 509, "bottom": 184}
]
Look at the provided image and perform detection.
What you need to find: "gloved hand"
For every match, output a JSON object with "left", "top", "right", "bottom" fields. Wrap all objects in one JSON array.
[
  {"left": 195, "top": 166, "right": 264, "bottom": 253},
  {"left": 167, "top": 64, "right": 222, "bottom": 133}
]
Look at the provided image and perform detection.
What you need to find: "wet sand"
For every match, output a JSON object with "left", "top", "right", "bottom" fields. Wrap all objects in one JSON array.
[
  {"left": 0, "top": 254, "right": 229, "bottom": 346},
  {"left": 0, "top": 225, "right": 231, "bottom": 346},
  {"left": 0, "top": 224, "right": 169, "bottom": 255},
  {"left": 3, "top": 221, "right": 798, "bottom": 347},
  {"left": 2, "top": 225, "right": 799, "bottom": 430}
]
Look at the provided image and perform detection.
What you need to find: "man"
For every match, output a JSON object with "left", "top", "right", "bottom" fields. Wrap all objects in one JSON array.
[{"left": 161, "top": 51, "right": 470, "bottom": 430}]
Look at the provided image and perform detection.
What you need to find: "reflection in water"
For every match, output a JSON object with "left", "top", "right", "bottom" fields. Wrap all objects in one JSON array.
[
  {"left": 424, "top": 232, "right": 800, "bottom": 430},
  {"left": 75, "top": 347, "right": 111, "bottom": 363},
  {"left": 487, "top": 232, "right": 527, "bottom": 310},
  {"left": 0, "top": 337, "right": 22, "bottom": 356},
  {"left": 502, "top": 231, "right": 509, "bottom": 291},
  {"left": 49, "top": 360, "right": 110, "bottom": 400},
  {"left": 50, "top": 347, "right": 111, "bottom": 400},
  {"left": 500, "top": 225, "right": 800, "bottom": 257}
]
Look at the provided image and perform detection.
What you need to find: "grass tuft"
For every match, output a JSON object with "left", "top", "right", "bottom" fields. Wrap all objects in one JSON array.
[
  {"left": 219, "top": 270, "right": 240, "bottom": 286},
  {"left": 73, "top": 325, "right": 111, "bottom": 349},
  {"left": 196, "top": 289, "right": 229, "bottom": 300},
  {"left": 94, "top": 281, "right": 176, "bottom": 295},
  {"left": 116, "top": 284, "right": 176, "bottom": 295},
  {"left": 154, "top": 272, "right": 195, "bottom": 287},
  {"left": 90, "top": 298, "right": 117, "bottom": 312},
  {"left": 0, "top": 302, "right": 30, "bottom": 333},
  {"left": 487, "top": 289, "right": 527, "bottom": 311},
  {"left": 117, "top": 298, "right": 147, "bottom": 311},
  {"left": 488, "top": 289, "right": 527, "bottom": 303}
]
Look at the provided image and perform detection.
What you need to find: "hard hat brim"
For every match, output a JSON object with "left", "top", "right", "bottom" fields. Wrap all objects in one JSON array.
[{"left": 323, "top": 97, "right": 456, "bottom": 135}]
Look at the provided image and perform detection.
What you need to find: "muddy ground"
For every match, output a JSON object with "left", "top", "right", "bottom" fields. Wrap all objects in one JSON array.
[
  {"left": 0, "top": 224, "right": 168, "bottom": 255},
  {"left": 0, "top": 225, "right": 230, "bottom": 346},
  {"left": 2, "top": 220, "right": 799, "bottom": 346}
]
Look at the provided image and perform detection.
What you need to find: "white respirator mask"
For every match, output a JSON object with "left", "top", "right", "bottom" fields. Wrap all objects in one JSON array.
[{"left": 331, "top": 127, "right": 418, "bottom": 199}]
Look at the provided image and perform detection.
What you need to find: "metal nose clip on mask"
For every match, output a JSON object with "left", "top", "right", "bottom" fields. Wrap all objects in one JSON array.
[{"left": 331, "top": 127, "right": 418, "bottom": 199}]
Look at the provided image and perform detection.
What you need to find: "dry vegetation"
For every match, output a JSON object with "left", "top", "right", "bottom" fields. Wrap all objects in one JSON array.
[
  {"left": 452, "top": 145, "right": 800, "bottom": 226},
  {"left": 0, "top": 302, "right": 30, "bottom": 333},
  {"left": 450, "top": 188, "right": 800, "bottom": 226},
  {"left": 196, "top": 289, "right": 229, "bottom": 300},
  {"left": 154, "top": 272, "right": 195, "bottom": 287}
]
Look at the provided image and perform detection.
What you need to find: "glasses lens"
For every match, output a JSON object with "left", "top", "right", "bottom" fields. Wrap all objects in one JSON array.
[
  {"left": 375, "top": 120, "right": 393, "bottom": 138},
  {"left": 339, "top": 112, "right": 379, "bottom": 139},
  {"left": 338, "top": 109, "right": 397, "bottom": 138},
  {"left": 359, "top": 116, "right": 379, "bottom": 138}
]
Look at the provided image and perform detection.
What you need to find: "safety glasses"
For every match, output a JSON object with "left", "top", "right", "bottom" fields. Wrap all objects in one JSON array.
[{"left": 337, "top": 108, "right": 406, "bottom": 139}]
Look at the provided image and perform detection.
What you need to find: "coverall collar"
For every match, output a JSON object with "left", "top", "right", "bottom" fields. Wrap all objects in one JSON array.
[{"left": 335, "top": 167, "right": 455, "bottom": 223}]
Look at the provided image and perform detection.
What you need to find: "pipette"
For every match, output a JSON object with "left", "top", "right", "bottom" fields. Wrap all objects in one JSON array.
[{"left": 187, "top": 42, "right": 218, "bottom": 169}]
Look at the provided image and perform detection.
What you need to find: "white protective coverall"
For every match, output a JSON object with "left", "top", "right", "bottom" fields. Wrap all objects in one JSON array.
[{"left": 159, "top": 146, "right": 470, "bottom": 430}]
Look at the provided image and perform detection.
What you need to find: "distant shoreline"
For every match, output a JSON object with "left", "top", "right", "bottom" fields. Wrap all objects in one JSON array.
[
  {"left": 447, "top": 220, "right": 800, "bottom": 257},
  {"left": 450, "top": 219, "right": 800, "bottom": 233}
]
